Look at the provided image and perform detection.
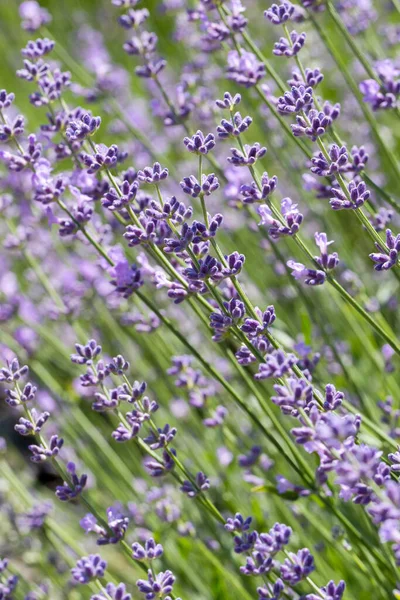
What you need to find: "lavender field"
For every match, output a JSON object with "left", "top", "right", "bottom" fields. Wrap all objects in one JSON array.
[{"left": 1, "top": 0, "right": 400, "bottom": 598}]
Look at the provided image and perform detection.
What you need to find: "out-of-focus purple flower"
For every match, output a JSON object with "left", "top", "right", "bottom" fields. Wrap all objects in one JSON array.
[
  {"left": 226, "top": 51, "right": 265, "bottom": 88},
  {"left": 19, "top": 1, "right": 51, "bottom": 31}
]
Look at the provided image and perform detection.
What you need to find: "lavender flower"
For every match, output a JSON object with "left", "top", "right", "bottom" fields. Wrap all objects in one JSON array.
[
  {"left": 292, "top": 102, "right": 341, "bottom": 140},
  {"left": 19, "top": 1, "right": 51, "bottom": 31},
  {"left": 80, "top": 144, "right": 119, "bottom": 174},
  {"left": 370, "top": 229, "right": 400, "bottom": 271},
  {"left": 215, "top": 91, "right": 241, "bottom": 110},
  {"left": 71, "top": 554, "right": 107, "bottom": 584},
  {"left": 180, "top": 472, "right": 210, "bottom": 497},
  {"left": 137, "top": 162, "right": 169, "bottom": 185},
  {"left": 180, "top": 173, "right": 219, "bottom": 197},
  {"left": 227, "top": 143, "right": 267, "bottom": 166},
  {"left": 132, "top": 539, "right": 164, "bottom": 561},
  {"left": 136, "top": 570, "right": 175, "bottom": 599},
  {"left": 258, "top": 198, "right": 303, "bottom": 238},
  {"left": 29, "top": 434, "right": 64, "bottom": 462},
  {"left": 311, "top": 145, "right": 350, "bottom": 177},
  {"left": 287, "top": 260, "right": 326, "bottom": 285},
  {"left": 216, "top": 112, "right": 252, "bottom": 138},
  {"left": 226, "top": 51, "right": 265, "bottom": 88},
  {"left": 330, "top": 180, "right": 370, "bottom": 210},
  {"left": 91, "top": 583, "right": 131, "bottom": 600},
  {"left": 183, "top": 130, "right": 215, "bottom": 154},
  {"left": 255, "top": 349, "right": 297, "bottom": 379},
  {"left": 265, "top": 2, "right": 295, "bottom": 24},
  {"left": 280, "top": 548, "right": 315, "bottom": 584},
  {"left": 278, "top": 85, "right": 313, "bottom": 115},
  {"left": 55, "top": 462, "right": 87, "bottom": 502},
  {"left": 66, "top": 112, "right": 101, "bottom": 141},
  {"left": 274, "top": 31, "right": 306, "bottom": 57},
  {"left": 240, "top": 172, "right": 278, "bottom": 203}
]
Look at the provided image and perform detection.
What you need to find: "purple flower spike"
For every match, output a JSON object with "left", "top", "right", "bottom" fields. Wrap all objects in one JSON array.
[
  {"left": 0, "top": 115, "right": 25, "bottom": 142},
  {"left": 311, "top": 144, "right": 350, "bottom": 177},
  {"left": 91, "top": 582, "right": 131, "bottom": 600},
  {"left": 289, "top": 67, "right": 324, "bottom": 89},
  {"left": 255, "top": 349, "right": 297, "bottom": 379},
  {"left": 71, "top": 339, "right": 102, "bottom": 365},
  {"left": 136, "top": 569, "right": 175, "bottom": 599},
  {"left": 241, "top": 172, "right": 278, "bottom": 203},
  {"left": 0, "top": 89, "right": 15, "bottom": 110},
  {"left": 66, "top": 112, "right": 101, "bottom": 141},
  {"left": 183, "top": 130, "right": 215, "bottom": 154},
  {"left": 80, "top": 144, "right": 119, "bottom": 174},
  {"left": 370, "top": 229, "right": 400, "bottom": 271},
  {"left": 292, "top": 102, "right": 341, "bottom": 140},
  {"left": 226, "top": 51, "right": 265, "bottom": 88},
  {"left": 217, "top": 112, "right": 252, "bottom": 138},
  {"left": 314, "top": 232, "right": 339, "bottom": 271},
  {"left": 19, "top": 1, "right": 51, "bottom": 32},
  {"left": 21, "top": 38, "right": 55, "bottom": 59},
  {"left": 132, "top": 538, "right": 164, "bottom": 561},
  {"left": 225, "top": 513, "right": 252, "bottom": 532},
  {"left": 216, "top": 91, "right": 242, "bottom": 110},
  {"left": 265, "top": 2, "right": 295, "bottom": 25},
  {"left": 278, "top": 85, "right": 313, "bottom": 115},
  {"left": 55, "top": 462, "right": 87, "bottom": 502},
  {"left": 180, "top": 471, "right": 210, "bottom": 497},
  {"left": 138, "top": 162, "right": 169, "bottom": 185},
  {"left": 257, "top": 579, "right": 284, "bottom": 600},
  {"left": 330, "top": 180, "right": 370, "bottom": 210},
  {"left": 228, "top": 143, "right": 267, "bottom": 167},
  {"left": 274, "top": 31, "right": 306, "bottom": 57},
  {"left": 29, "top": 434, "right": 63, "bottom": 462},
  {"left": 280, "top": 548, "right": 315, "bottom": 584},
  {"left": 287, "top": 260, "right": 326, "bottom": 285},
  {"left": 71, "top": 554, "right": 107, "bottom": 584}
]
